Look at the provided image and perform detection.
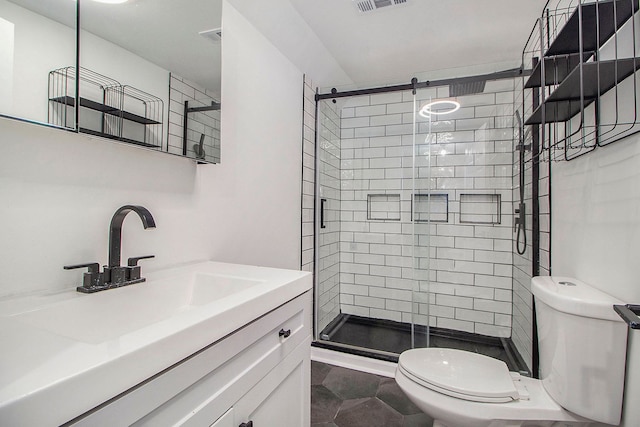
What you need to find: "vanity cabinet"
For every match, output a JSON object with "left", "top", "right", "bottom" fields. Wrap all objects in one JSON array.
[{"left": 67, "top": 291, "right": 311, "bottom": 427}]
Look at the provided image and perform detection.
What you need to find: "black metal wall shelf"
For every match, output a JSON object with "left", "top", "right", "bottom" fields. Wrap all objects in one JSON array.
[
  {"left": 546, "top": 0, "right": 639, "bottom": 57},
  {"left": 48, "top": 67, "right": 164, "bottom": 149},
  {"left": 50, "top": 95, "right": 161, "bottom": 125},
  {"left": 525, "top": 58, "right": 640, "bottom": 124},
  {"left": 521, "top": 0, "right": 640, "bottom": 159},
  {"left": 79, "top": 127, "right": 161, "bottom": 149},
  {"left": 525, "top": 53, "right": 592, "bottom": 88},
  {"left": 50, "top": 95, "right": 116, "bottom": 114},
  {"left": 119, "top": 110, "right": 161, "bottom": 126}
]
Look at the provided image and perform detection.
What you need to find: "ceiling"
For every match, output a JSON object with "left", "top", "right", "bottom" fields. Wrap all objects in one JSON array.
[
  {"left": 9, "top": 0, "right": 548, "bottom": 91},
  {"left": 287, "top": 0, "right": 549, "bottom": 86},
  {"left": 8, "top": 0, "right": 222, "bottom": 94}
]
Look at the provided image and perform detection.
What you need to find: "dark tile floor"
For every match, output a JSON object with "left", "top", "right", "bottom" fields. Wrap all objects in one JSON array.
[
  {"left": 325, "top": 314, "right": 521, "bottom": 371},
  {"left": 311, "top": 361, "right": 433, "bottom": 427}
]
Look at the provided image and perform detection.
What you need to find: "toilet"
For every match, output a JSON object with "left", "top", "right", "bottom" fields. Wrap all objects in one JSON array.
[{"left": 396, "top": 276, "right": 628, "bottom": 427}]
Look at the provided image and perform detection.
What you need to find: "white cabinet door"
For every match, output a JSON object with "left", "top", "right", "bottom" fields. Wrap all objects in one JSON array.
[
  {"left": 234, "top": 338, "right": 310, "bottom": 427},
  {"left": 210, "top": 408, "right": 234, "bottom": 427}
]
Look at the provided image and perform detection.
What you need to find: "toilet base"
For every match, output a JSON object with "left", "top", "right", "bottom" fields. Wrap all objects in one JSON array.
[{"left": 395, "top": 367, "right": 592, "bottom": 427}]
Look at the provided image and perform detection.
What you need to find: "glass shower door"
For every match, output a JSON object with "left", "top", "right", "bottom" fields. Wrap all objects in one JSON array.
[
  {"left": 314, "top": 90, "right": 430, "bottom": 358},
  {"left": 410, "top": 79, "right": 524, "bottom": 372},
  {"left": 313, "top": 70, "right": 530, "bottom": 373},
  {"left": 315, "top": 99, "right": 342, "bottom": 340}
]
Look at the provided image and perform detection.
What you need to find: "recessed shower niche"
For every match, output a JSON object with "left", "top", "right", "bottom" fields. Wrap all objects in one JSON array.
[
  {"left": 412, "top": 193, "right": 448, "bottom": 223},
  {"left": 367, "top": 194, "right": 401, "bottom": 221},
  {"left": 459, "top": 193, "right": 501, "bottom": 224}
]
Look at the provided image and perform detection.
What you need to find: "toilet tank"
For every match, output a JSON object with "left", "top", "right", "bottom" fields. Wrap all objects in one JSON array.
[{"left": 532, "top": 276, "right": 628, "bottom": 425}]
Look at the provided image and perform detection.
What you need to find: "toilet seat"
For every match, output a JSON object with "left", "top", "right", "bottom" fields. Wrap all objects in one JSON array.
[{"left": 398, "top": 348, "right": 521, "bottom": 403}]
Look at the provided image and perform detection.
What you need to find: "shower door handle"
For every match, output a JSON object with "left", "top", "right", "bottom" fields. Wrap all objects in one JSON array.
[{"left": 321, "top": 198, "right": 327, "bottom": 229}]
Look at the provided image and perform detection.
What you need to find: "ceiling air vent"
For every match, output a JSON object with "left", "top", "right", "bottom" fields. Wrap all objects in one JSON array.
[
  {"left": 199, "top": 28, "right": 222, "bottom": 43},
  {"left": 352, "top": 0, "right": 407, "bottom": 14}
]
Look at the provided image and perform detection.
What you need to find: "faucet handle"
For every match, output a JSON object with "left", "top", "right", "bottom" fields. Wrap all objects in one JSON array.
[
  {"left": 127, "top": 255, "right": 155, "bottom": 281},
  {"left": 64, "top": 262, "right": 104, "bottom": 291},
  {"left": 64, "top": 262, "right": 100, "bottom": 274},
  {"left": 127, "top": 255, "right": 155, "bottom": 267}
]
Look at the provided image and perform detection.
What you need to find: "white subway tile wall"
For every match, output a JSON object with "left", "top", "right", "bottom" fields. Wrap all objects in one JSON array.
[
  {"left": 511, "top": 71, "right": 551, "bottom": 371},
  {"left": 336, "top": 81, "right": 516, "bottom": 338},
  {"left": 168, "top": 74, "right": 221, "bottom": 163}
]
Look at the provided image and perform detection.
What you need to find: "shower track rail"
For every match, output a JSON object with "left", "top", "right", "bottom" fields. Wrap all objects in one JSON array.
[{"left": 315, "top": 68, "right": 529, "bottom": 101}]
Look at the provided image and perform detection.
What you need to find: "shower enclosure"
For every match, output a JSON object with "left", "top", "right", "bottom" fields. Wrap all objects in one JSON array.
[{"left": 311, "top": 68, "right": 533, "bottom": 374}]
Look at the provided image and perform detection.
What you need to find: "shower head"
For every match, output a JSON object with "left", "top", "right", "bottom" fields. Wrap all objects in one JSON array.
[{"left": 449, "top": 80, "right": 486, "bottom": 97}]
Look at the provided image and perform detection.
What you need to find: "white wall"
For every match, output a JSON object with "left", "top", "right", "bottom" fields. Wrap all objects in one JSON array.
[
  {"left": 79, "top": 29, "right": 169, "bottom": 120},
  {"left": 0, "top": 0, "right": 75, "bottom": 123},
  {"left": 552, "top": 139, "right": 640, "bottom": 301},
  {"left": 226, "top": 0, "right": 351, "bottom": 89},
  {"left": 552, "top": 134, "right": 640, "bottom": 426},
  {"left": 0, "top": 16, "right": 14, "bottom": 113},
  {"left": 0, "top": 0, "right": 343, "bottom": 299},
  {"left": 0, "top": 119, "right": 211, "bottom": 298},
  {"left": 201, "top": 2, "right": 304, "bottom": 270},
  {"left": 0, "top": 0, "right": 170, "bottom": 141}
]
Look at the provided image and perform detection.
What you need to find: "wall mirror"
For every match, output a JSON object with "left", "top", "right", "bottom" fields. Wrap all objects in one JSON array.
[
  {"left": 0, "top": 0, "right": 76, "bottom": 127},
  {"left": 1, "top": 0, "right": 222, "bottom": 164}
]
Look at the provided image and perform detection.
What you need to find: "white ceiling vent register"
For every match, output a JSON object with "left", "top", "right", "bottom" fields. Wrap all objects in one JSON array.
[
  {"left": 199, "top": 28, "right": 222, "bottom": 43},
  {"left": 352, "top": 0, "right": 407, "bottom": 13}
]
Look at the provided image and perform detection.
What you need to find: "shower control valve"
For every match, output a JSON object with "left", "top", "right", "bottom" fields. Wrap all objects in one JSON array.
[{"left": 514, "top": 203, "right": 526, "bottom": 232}]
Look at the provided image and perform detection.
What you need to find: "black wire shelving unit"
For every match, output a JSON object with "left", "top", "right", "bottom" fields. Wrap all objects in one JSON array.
[{"left": 48, "top": 67, "right": 164, "bottom": 149}]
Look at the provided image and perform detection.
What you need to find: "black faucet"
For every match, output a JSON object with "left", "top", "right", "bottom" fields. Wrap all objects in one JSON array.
[
  {"left": 104, "top": 205, "right": 156, "bottom": 284},
  {"left": 64, "top": 205, "right": 156, "bottom": 293}
]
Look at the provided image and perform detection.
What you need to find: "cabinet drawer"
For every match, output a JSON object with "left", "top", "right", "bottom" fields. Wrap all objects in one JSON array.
[{"left": 69, "top": 291, "right": 311, "bottom": 426}]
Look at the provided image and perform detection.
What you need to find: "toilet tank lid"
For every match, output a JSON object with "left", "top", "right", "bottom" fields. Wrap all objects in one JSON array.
[{"left": 532, "top": 276, "right": 623, "bottom": 322}]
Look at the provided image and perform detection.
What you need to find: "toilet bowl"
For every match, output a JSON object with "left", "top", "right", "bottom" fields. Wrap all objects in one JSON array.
[
  {"left": 395, "top": 348, "right": 589, "bottom": 427},
  {"left": 395, "top": 277, "right": 628, "bottom": 427}
]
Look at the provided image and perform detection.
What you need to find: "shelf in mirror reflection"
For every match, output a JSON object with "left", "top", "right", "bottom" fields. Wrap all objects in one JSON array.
[{"left": 79, "top": 127, "right": 161, "bottom": 149}]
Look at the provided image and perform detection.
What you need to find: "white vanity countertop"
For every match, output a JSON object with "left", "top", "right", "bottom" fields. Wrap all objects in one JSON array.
[{"left": 0, "top": 261, "right": 311, "bottom": 426}]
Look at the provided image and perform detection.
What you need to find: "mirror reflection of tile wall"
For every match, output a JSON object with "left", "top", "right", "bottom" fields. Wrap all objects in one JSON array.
[{"left": 168, "top": 74, "right": 221, "bottom": 163}]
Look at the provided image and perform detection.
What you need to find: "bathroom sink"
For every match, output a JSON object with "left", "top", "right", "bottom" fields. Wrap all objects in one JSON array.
[
  {"left": 10, "top": 271, "right": 264, "bottom": 344},
  {"left": 187, "top": 273, "right": 263, "bottom": 305},
  {"left": 0, "top": 261, "right": 311, "bottom": 426}
]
